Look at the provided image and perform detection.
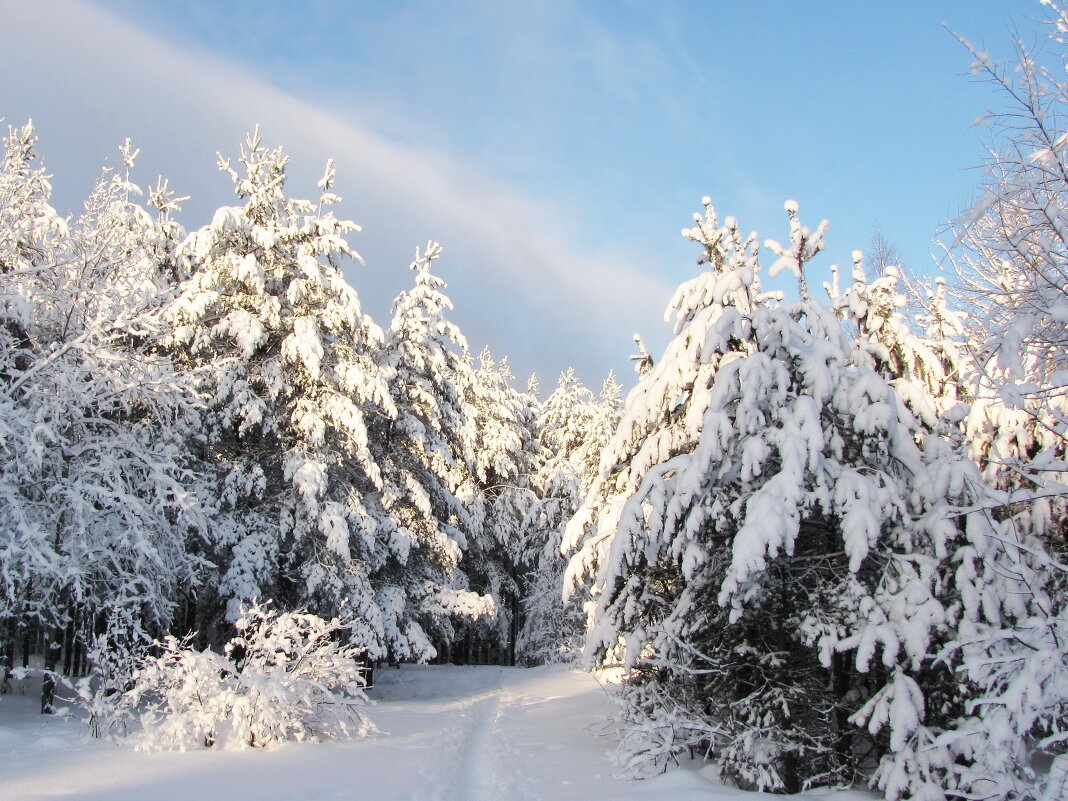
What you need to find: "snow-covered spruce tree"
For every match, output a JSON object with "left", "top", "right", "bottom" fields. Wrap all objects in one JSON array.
[
  {"left": 929, "top": 516, "right": 1068, "bottom": 801},
  {"left": 0, "top": 130, "right": 205, "bottom": 708},
  {"left": 826, "top": 247, "right": 1068, "bottom": 800},
  {"left": 516, "top": 369, "right": 593, "bottom": 665},
  {"left": 0, "top": 121, "right": 64, "bottom": 684},
  {"left": 459, "top": 348, "right": 540, "bottom": 663},
  {"left": 517, "top": 369, "right": 622, "bottom": 665},
  {"left": 840, "top": 101, "right": 1068, "bottom": 801},
  {"left": 563, "top": 198, "right": 1026, "bottom": 795},
  {"left": 379, "top": 241, "right": 495, "bottom": 658},
  {"left": 828, "top": 255, "right": 970, "bottom": 429},
  {"left": 579, "top": 371, "right": 624, "bottom": 481},
  {"left": 168, "top": 132, "right": 461, "bottom": 662}
]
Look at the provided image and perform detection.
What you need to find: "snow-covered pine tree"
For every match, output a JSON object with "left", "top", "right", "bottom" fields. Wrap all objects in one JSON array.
[
  {"left": 517, "top": 369, "right": 622, "bottom": 665},
  {"left": 538, "top": 370, "right": 596, "bottom": 455},
  {"left": 459, "top": 348, "right": 540, "bottom": 663},
  {"left": 945, "top": 283, "right": 1068, "bottom": 801},
  {"left": 577, "top": 371, "right": 624, "bottom": 481},
  {"left": 380, "top": 241, "right": 495, "bottom": 660},
  {"left": 813, "top": 11, "right": 1068, "bottom": 794},
  {"left": 516, "top": 369, "right": 594, "bottom": 665},
  {"left": 0, "top": 121, "right": 63, "bottom": 304},
  {"left": 563, "top": 197, "right": 1029, "bottom": 796},
  {"left": 835, "top": 201, "right": 1066, "bottom": 801},
  {"left": 0, "top": 121, "right": 65, "bottom": 685},
  {"left": 168, "top": 132, "right": 455, "bottom": 662},
  {"left": 826, "top": 246, "right": 1068, "bottom": 800},
  {"left": 0, "top": 130, "right": 205, "bottom": 709},
  {"left": 829, "top": 254, "right": 970, "bottom": 429}
]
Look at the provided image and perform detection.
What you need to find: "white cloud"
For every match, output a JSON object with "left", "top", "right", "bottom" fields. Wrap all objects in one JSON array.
[{"left": 1, "top": 0, "right": 674, "bottom": 386}]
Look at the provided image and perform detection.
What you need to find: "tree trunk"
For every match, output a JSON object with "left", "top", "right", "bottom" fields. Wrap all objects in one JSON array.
[
  {"left": 0, "top": 619, "right": 14, "bottom": 694},
  {"left": 40, "top": 627, "right": 58, "bottom": 714},
  {"left": 507, "top": 590, "right": 519, "bottom": 667},
  {"left": 781, "top": 751, "right": 800, "bottom": 795},
  {"left": 831, "top": 651, "right": 852, "bottom": 769},
  {"left": 61, "top": 617, "right": 74, "bottom": 677}
]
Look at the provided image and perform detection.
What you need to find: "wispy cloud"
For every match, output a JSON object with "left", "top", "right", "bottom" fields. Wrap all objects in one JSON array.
[{"left": 1, "top": 0, "right": 674, "bottom": 386}]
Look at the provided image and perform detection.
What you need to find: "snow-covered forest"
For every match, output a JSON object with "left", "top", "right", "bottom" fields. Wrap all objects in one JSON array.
[{"left": 2, "top": 4, "right": 1067, "bottom": 801}]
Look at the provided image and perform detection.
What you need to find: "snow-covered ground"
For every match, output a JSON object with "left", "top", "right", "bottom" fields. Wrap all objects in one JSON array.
[{"left": 0, "top": 665, "right": 875, "bottom": 801}]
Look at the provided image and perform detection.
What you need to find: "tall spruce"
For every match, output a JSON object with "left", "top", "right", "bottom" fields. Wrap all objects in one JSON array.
[
  {"left": 460, "top": 348, "right": 539, "bottom": 662},
  {"left": 517, "top": 369, "right": 622, "bottom": 665},
  {"left": 169, "top": 132, "right": 462, "bottom": 661},
  {"left": 380, "top": 242, "right": 495, "bottom": 658}
]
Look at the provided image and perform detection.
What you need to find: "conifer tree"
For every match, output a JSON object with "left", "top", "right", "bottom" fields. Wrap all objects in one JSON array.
[
  {"left": 840, "top": 195, "right": 1066, "bottom": 801},
  {"left": 829, "top": 256, "right": 969, "bottom": 428},
  {"left": 169, "top": 132, "right": 469, "bottom": 661},
  {"left": 578, "top": 371, "right": 624, "bottom": 479},
  {"left": 563, "top": 198, "right": 1030, "bottom": 795},
  {"left": 460, "top": 348, "right": 539, "bottom": 662},
  {"left": 0, "top": 122, "right": 66, "bottom": 681},
  {"left": 825, "top": 244, "right": 1067, "bottom": 801},
  {"left": 517, "top": 369, "right": 622, "bottom": 665},
  {"left": 380, "top": 241, "right": 495, "bottom": 655}
]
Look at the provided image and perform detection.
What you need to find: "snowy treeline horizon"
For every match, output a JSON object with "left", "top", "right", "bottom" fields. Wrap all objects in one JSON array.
[{"left": 2, "top": 4, "right": 1068, "bottom": 801}]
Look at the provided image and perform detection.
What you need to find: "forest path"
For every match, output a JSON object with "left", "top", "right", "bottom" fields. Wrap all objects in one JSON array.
[
  {"left": 455, "top": 691, "right": 506, "bottom": 801},
  {"left": 369, "top": 666, "right": 535, "bottom": 801},
  {"left": 0, "top": 664, "right": 840, "bottom": 801}
]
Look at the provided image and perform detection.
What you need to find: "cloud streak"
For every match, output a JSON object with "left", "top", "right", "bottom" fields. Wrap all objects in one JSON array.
[{"left": 1, "top": 0, "right": 674, "bottom": 386}]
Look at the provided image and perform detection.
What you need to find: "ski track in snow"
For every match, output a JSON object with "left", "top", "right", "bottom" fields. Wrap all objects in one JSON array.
[
  {"left": 453, "top": 692, "right": 500, "bottom": 801},
  {"left": 457, "top": 692, "right": 502, "bottom": 801},
  {"left": 415, "top": 670, "right": 530, "bottom": 801}
]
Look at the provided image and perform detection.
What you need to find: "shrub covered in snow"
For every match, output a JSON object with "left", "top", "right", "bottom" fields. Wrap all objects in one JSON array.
[
  {"left": 71, "top": 632, "right": 142, "bottom": 739},
  {"left": 122, "top": 602, "right": 372, "bottom": 750}
]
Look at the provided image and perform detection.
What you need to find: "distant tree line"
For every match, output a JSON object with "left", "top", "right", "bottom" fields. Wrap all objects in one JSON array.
[{"left": 0, "top": 125, "right": 621, "bottom": 713}]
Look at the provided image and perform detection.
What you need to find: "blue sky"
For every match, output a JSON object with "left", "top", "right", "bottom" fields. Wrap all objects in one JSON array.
[{"left": 0, "top": 0, "right": 1048, "bottom": 389}]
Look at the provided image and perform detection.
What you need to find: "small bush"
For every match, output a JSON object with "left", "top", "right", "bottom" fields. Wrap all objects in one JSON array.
[{"left": 122, "top": 602, "right": 372, "bottom": 750}]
